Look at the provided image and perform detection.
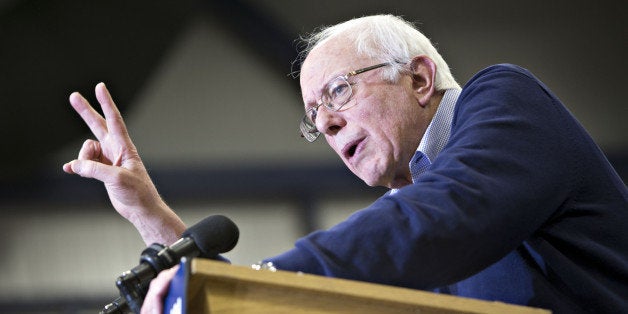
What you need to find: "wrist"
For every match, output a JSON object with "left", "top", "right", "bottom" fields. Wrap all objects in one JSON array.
[{"left": 128, "top": 201, "right": 187, "bottom": 246}]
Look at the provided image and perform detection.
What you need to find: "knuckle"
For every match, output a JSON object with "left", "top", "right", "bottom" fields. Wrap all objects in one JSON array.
[
  {"left": 83, "top": 162, "right": 98, "bottom": 178},
  {"left": 79, "top": 139, "right": 101, "bottom": 160},
  {"left": 108, "top": 168, "right": 126, "bottom": 184},
  {"left": 81, "top": 139, "right": 96, "bottom": 149}
]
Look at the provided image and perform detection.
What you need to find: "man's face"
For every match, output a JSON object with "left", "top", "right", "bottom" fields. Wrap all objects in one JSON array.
[{"left": 300, "top": 39, "right": 433, "bottom": 188}]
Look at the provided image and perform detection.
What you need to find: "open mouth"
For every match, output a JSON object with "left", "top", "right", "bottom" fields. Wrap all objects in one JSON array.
[
  {"left": 343, "top": 137, "right": 365, "bottom": 160},
  {"left": 347, "top": 144, "right": 358, "bottom": 157}
]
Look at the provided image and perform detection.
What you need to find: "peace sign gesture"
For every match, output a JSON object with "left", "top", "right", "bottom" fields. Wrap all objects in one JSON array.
[{"left": 63, "top": 83, "right": 185, "bottom": 245}]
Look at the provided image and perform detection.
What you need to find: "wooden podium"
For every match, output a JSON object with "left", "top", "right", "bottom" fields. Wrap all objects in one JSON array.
[{"left": 164, "top": 258, "right": 550, "bottom": 314}]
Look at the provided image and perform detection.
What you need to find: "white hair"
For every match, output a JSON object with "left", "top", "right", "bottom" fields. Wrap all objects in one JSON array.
[{"left": 297, "top": 14, "right": 460, "bottom": 91}]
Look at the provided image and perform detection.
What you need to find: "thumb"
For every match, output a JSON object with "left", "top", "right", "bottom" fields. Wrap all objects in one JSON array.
[{"left": 64, "top": 159, "right": 118, "bottom": 183}]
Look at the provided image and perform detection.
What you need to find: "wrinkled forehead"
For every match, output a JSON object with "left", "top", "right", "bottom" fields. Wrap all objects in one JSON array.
[
  {"left": 300, "top": 42, "right": 347, "bottom": 85},
  {"left": 299, "top": 39, "right": 368, "bottom": 106}
]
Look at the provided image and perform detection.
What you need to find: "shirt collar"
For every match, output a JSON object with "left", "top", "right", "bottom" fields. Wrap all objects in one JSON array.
[
  {"left": 416, "top": 88, "right": 461, "bottom": 167},
  {"left": 389, "top": 88, "right": 460, "bottom": 195}
]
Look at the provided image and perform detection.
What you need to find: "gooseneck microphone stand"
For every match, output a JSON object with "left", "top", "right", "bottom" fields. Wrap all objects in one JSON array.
[{"left": 100, "top": 243, "right": 166, "bottom": 314}]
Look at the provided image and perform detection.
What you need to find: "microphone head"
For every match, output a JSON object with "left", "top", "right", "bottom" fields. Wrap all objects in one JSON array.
[{"left": 182, "top": 215, "right": 239, "bottom": 258}]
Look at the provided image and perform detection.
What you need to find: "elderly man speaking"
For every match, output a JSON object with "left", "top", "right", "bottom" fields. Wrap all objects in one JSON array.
[{"left": 63, "top": 15, "right": 627, "bottom": 313}]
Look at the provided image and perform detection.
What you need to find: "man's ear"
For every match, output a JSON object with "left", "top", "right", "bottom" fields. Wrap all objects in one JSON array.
[{"left": 409, "top": 55, "right": 437, "bottom": 107}]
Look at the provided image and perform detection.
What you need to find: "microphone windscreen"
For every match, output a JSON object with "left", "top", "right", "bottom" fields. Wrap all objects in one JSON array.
[{"left": 182, "top": 215, "right": 239, "bottom": 258}]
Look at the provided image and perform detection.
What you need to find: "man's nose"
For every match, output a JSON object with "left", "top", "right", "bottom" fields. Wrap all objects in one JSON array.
[{"left": 315, "top": 107, "right": 346, "bottom": 136}]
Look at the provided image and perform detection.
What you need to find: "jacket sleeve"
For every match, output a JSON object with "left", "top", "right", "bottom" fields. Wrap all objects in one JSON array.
[{"left": 266, "top": 65, "right": 582, "bottom": 289}]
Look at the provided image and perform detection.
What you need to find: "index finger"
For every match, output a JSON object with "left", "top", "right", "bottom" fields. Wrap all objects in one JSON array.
[
  {"left": 69, "top": 91, "right": 108, "bottom": 140},
  {"left": 95, "top": 82, "right": 131, "bottom": 139}
]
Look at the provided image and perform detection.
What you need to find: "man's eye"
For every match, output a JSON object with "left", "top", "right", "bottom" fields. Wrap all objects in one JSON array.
[
  {"left": 308, "top": 109, "right": 317, "bottom": 122},
  {"left": 329, "top": 83, "right": 349, "bottom": 100}
]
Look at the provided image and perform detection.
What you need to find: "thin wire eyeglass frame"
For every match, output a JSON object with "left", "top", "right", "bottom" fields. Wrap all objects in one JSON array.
[{"left": 299, "top": 62, "right": 391, "bottom": 142}]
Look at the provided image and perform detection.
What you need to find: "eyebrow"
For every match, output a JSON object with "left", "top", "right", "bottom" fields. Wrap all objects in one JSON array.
[
  {"left": 304, "top": 62, "right": 373, "bottom": 111},
  {"left": 303, "top": 75, "right": 339, "bottom": 111},
  {"left": 319, "top": 71, "right": 343, "bottom": 90},
  {"left": 303, "top": 93, "right": 321, "bottom": 111}
]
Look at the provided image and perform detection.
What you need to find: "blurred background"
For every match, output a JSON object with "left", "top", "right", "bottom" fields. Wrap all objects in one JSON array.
[{"left": 0, "top": 0, "right": 626, "bottom": 312}]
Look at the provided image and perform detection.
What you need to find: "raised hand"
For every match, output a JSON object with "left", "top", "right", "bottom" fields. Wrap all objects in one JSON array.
[{"left": 63, "top": 83, "right": 185, "bottom": 245}]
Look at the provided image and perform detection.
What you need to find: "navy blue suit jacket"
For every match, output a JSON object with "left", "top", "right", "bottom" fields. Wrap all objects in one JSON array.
[{"left": 268, "top": 65, "right": 628, "bottom": 313}]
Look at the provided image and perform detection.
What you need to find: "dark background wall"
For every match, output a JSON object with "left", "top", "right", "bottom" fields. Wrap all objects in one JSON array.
[{"left": 0, "top": 0, "right": 626, "bottom": 186}]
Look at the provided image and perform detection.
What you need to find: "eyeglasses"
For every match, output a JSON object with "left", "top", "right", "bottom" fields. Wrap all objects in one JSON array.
[{"left": 299, "top": 62, "right": 391, "bottom": 142}]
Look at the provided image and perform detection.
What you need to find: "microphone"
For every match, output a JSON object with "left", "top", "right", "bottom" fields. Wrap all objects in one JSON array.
[{"left": 101, "top": 214, "right": 239, "bottom": 314}]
